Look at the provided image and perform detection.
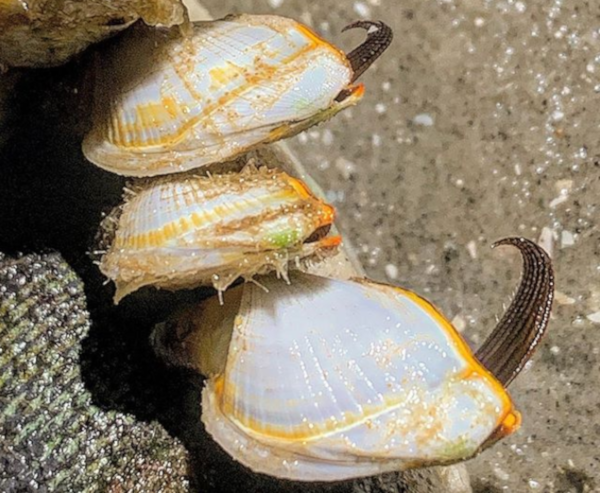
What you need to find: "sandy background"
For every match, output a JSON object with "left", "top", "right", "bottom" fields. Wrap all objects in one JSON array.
[
  {"left": 0, "top": 0, "right": 598, "bottom": 491},
  {"left": 204, "top": 1, "right": 600, "bottom": 491}
]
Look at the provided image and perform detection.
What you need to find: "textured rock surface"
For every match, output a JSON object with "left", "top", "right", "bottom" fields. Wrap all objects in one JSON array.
[
  {"left": 0, "top": 252, "right": 189, "bottom": 492},
  {"left": 0, "top": 0, "right": 187, "bottom": 69}
]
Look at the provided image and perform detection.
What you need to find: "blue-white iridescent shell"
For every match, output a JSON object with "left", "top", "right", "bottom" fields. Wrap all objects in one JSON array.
[{"left": 202, "top": 274, "right": 519, "bottom": 481}]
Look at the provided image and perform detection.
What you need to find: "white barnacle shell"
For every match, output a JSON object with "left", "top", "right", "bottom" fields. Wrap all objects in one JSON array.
[
  {"left": 82, "top": 14, "right": 391, "bottom": 176},
  {"left": 153, "top": 273, "right": 520, "bottom": 481},
  {"left": 98, "top": 166, "right": 339, "bottom": 303}
]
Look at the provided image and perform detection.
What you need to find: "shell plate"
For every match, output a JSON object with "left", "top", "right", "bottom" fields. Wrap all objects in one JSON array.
[
  {"left": 99, "top": 167, "right": 339, "bottom": 302},
  {"left": 83, "top": 15, "right": 362, "bottom": 176},
  {"left": 198, "top": 274, "right": 519, "bottom": 481}
]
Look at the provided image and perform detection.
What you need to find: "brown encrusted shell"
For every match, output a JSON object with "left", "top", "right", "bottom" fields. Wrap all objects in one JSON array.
[{"left": 0, "top": 0, "right": 187, "bottom": 69}]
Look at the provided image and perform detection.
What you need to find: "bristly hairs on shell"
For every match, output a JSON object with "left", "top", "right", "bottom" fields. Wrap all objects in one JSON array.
[
  {"left": 88, "top": 206, "right": 123, "bottom": 264},
  {"left": 246, "top": 276, "right": 270, "bottom": 293},
  {"left": 122, "top": 184, "right": 138, "bottom": 199},
  {"left": 297, "top": 242, "right": 339, "bottom": 271},
  {"left": 122, "top": 161, "right": 274, "bottom": 197},
  {"left": 273, "top": 249, "right": 291, "bottom": 284}
]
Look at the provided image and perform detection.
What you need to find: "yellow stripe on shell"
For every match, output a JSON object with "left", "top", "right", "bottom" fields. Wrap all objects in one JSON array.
[
  {"left": 115, "top": 186, "right": 324, "bottom": 250},
  {"left": 113, "top": 24, "right": 349, "bottom": 151},
  {"left": 294, "top": 23, "right": 349, "bottom": 66}
]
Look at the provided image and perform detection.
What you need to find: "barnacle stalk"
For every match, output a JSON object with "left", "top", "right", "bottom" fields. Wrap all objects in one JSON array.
[{"left": 476, "top": 237, "right": 554, "bottom": 387}]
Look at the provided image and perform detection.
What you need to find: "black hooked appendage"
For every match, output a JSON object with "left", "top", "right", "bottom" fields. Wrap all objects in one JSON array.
[
  {"left": 335, "top": 20, "right": 393, "bottom": 102},
  {"left": 344, "top": 20, "right": 393, "bottom": 81},
  {"left": 476, "top": 237, "right": 554, "bottom": 387}
]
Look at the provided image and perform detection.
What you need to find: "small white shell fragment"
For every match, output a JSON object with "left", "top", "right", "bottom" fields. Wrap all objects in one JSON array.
[
  {"left": 494, "top": 465, "right": 511, "bottom": 481},
  {"left": 334, "top": 156, "right": 357, "bottom": 179},
  {"left": 413, "top": 113, "right": 435, "bottom": 126},
  {"left": 549, "top": 194, "right": 568, "bottom": 208},
  {"left": 353, "top": 1, "right": 371, "bottom": 18},
  {"left": 321, "top": 129, "right": 334, "bottom": 146},
  {"left": 554, "top": 291, "right": 576, "bottom": 305},
  {"left": 375, "top": 102, "right": 387, "bottom": 113},
  {"left": 537, "top": 227, "right": 555, "bottom": 258},
  {"left": 586, "top": 311, "right": 600, "bottom": 324},
  {"left": 466, "top": 240, "right": 478, "bottom": 259},
  {"left": 83, "top": 14, "right": 363, "bottom": 176},
  {"left": 190, "top": 273, "right": 520, "bottom": 481},
  {"left": 99, "top": 166, "right": 339, "bottom": 302},
  {"left": 560, "top": 230, "right": 575, "bottom": 248},
  {"left": 384, "top": 262, "right": 398, "bottom": 280},
  {"left": 529, "top": 479, "right": 541, "bottom": 489},
  {"left": 451, "top": 314, "right": 467, "bottom": 332}
]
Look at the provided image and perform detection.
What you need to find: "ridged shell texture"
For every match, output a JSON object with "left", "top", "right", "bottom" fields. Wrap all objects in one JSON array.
[
  {"left": 83, "top": 14, "right": 357, "bottom": 176},
  {"left": 198, "top": 274, "right": 520, "bottom": 481},
  {"left": 100, "top": 166, "right": 339, "bottom": 302}
]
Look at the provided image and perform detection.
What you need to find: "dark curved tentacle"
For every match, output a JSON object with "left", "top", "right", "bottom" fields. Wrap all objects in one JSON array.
[
  {"left": 343, "top": 20, "right": 393, "bottom": 82},
  {"left": 476, "top": 237, "right": 554, "bottom": 387},
  {"left": 334, "top": 21, "right": 393, "bottom": 103}
]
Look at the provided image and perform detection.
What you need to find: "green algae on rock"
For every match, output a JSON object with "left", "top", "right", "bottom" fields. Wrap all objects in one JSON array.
[{"left": 0, "top": 252, "right": 189, "bottom": 492}]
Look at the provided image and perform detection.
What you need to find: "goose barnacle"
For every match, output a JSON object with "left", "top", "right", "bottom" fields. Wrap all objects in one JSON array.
[
  {"left": 152, "top": 237, "right": 554, "bottom": 481},
  {"left": 98, "top": 165, "right": 339, "bottom": 303},
  {"left": 83, "top": 14, "right": 393, "bottom": 176}
]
